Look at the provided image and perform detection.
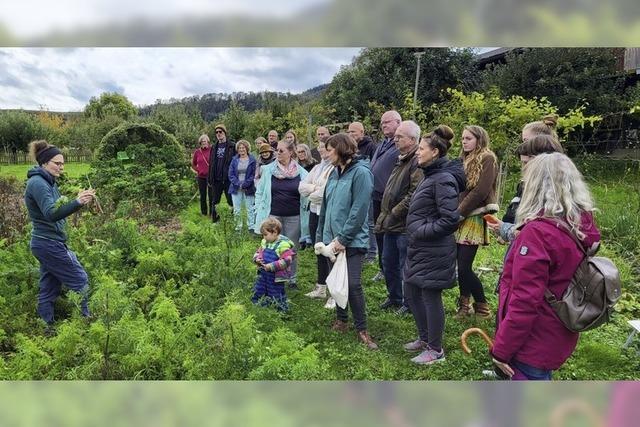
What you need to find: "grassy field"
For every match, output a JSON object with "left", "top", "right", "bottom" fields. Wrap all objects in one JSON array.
[
  {"left": 0, "top": 163, "right": 91, "bottom": 180},
  {"left": 0, "top": 160, "right": 638, "bottom": 381}
]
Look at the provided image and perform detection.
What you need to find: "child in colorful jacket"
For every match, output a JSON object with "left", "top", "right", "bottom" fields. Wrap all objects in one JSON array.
[{"left": 252, "top": 217, "right": 296, "bottom": 311}]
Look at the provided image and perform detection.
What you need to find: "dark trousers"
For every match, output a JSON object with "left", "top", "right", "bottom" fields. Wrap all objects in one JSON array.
[
  {"left": 404, "top": 283, "right": 444, "bottom": 351},
  {"left": 335, "top": 248, "right": 368, "bottom": 331},
  {"left": 457, "top": 244, "right": 487, "bottom": 303},
  {"left": 211, "top": 179, "right": 232, "bottom": 219},
  {"left": 309, "top": 212, "right": 330, "bottom": 285},
  {"left": 197, "top": 177, "right": 212, "bottom": 215},
  {"left": 372, "top": 199, "right": 384, "bottom": 271},
  {"left": 381, "top": 233, "right": 407, "bottom": 305},
  {"left": 30, "top": 237, "right": 90, "bottom": 324}
]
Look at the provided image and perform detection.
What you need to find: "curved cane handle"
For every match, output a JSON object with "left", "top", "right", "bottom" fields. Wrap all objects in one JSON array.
[
  {"left": 461, "top": 328, "right": 494, "bottom": 354},
  {"left": 549, "top": 399, "right": 604, "bottom": 427}
]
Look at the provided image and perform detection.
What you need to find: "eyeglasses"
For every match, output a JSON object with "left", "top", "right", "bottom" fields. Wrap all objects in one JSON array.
[
  {"left": 50, "top": 161, "right": 64, "bottom": 167},
  {"left": 215, "top": 130, "right": 224, "bottom": 134},
  {"left": 296, "top": 150, "right": 305, "bottom": 154}
]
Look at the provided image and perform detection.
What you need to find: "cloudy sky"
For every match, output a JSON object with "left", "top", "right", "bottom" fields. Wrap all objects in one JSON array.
[{"left": 0, "top": 47, "right": 360, "bottom": 111}]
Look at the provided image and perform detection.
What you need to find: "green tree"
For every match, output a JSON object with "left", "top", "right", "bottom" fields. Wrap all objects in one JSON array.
[
  {"left": 144, "top": 103, "right": 205, "bottom": 148},
  {"left": 0, "top": 110, "right": 48, "bottom": 153},
  {"left": 321, "top": 48, "right": 479, "bottom": 125},
  {"left": 481, "top": 48, "right": 628, "bottom": 115},
  {"left": 84, "top": 92, "right": 138, "bottom": 121}
]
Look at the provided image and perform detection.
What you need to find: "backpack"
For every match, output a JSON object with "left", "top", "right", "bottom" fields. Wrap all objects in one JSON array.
[{"left": 543, "top": 219, "right": 622, "bottom": 333}]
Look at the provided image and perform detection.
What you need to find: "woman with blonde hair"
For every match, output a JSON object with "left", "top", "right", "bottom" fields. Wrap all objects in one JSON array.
[
  {"left": 228, "top": 139, "right": 257, "bottom": 231},
  {"left": 455, "top": 125, "right": 498, "bottom": 319},
  {"left": 491, "top": 152, "right": 600, "bottom": 380},
  {"left": 296, "top": 143, "right": 317, "bottom": 172}
]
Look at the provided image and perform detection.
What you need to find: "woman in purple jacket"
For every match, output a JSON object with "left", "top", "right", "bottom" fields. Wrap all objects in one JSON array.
[
  {"left": 228, "top": 140, "right": 257, "bottom": 231},
  {"left": 491, "top": 152, "right": 601, "bottom": 380}
]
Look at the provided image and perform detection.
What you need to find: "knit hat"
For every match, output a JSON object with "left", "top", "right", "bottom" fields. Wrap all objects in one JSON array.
[
  {"left": 259, "top": 143, "right": 274, "bottom": 154},
  {"left": 214, "top": 124, "right": 227, "bottom": 135}
]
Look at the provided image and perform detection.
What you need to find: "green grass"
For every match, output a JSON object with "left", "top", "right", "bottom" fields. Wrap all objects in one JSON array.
[
  {"left": 0, "top": 165, "right": 638, "bottom": 381},
  {"left": 0, "top": 163, "right": 91, "bottom": 180}
]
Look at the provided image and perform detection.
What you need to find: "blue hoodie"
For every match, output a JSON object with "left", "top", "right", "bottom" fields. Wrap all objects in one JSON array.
[{"left": 24, "top": 167, "right": 83, "bottom": 242}]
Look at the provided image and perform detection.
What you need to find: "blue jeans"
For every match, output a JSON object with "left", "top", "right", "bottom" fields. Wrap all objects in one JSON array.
[
  {"left": 381, "top": 233, "right": 407, "bottom": 305},
  {"left": 231, "top": 191, "right": 255, "bottom": 230},
  {"left": 30, "top": 237, "right": 90, "bottom": 324},
  {"left": 512, "top": 360, "right": 553, "bottom": 381}
]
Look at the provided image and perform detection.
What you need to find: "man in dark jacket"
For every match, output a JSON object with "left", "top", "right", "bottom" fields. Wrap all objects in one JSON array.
[
  {"left": 375, "top": 120, "right": 423, "bottom": 314},
  {"left": 370, "top": 110, "right": 401, "bottom": 280},
  {"left": 348, "top": 122, "right": 377, "bottom": 161},
  {"left": 208, "top": 123, "right": 236, "bottom": 222},
  {"left": 348, "top": 121, "right": 378, "bottom": 263}
]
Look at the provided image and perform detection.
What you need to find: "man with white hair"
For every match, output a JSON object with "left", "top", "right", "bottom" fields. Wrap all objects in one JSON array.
[
  {"left": 375, "top": 120, "right": 422, "bottom": 314},
  {"left": 369, "top": 110, "right": 401, "bottom": 284}
]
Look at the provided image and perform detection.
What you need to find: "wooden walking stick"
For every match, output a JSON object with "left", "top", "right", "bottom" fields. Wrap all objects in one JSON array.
[
  {"left": 549, "top": 399, "right": 603, "bottom": 427},
  {"left": 461, "top": 327, "right": 493, "bottom": 354}
]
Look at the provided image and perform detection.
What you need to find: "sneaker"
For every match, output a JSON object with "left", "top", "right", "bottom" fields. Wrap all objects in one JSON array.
[
  {"left": 403, "top": 339, "right": 429, "bottom": 352},
  {"left": 379, "top": 298, "right": 401, "bottom": 310},
  {"left": 395, "top": 305, "right": 411, "bottom": 316},
  {"left": 411, "top": 348, "right": 445, "bottom": 365},
  {"left": 324, "top": 297, "right": 336, "bottom": 309},
  {"left": 305, "top": 284, "right": 327, "bottom": 299},
  {"left": 331, "top": 319, "right": 349, "bottom": 333},
  {"left": 372, "top": 271, "right": 385, "bottom": 281}
]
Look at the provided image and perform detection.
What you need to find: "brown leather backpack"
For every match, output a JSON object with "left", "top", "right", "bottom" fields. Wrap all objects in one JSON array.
[{"left": 544, "top": 219, "right": 622, "bottom": 333}]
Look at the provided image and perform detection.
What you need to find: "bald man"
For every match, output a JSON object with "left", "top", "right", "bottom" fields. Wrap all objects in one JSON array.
[
  {"left": 348, "top": 122, "right": 377, "bottom": 161},
  {"left": 369, "top": 110, "right": 402, "bottom": 283}
]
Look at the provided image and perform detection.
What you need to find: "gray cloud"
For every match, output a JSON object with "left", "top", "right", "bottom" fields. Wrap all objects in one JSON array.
[{"left": 0, "top": 47, "right": 358, "bottom": 111}]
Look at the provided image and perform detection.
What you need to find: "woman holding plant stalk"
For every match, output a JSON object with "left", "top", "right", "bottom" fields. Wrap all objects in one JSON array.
[{"left": 24, "top": 140, "right": 96, "bottom": 335}]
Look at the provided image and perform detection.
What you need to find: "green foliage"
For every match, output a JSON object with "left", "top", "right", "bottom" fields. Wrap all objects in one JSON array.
[
  {"left": 92, "top": 122, "right": 192, "bottom": 219},
  {"left": 0, "top": 110, "right": 49, "bottom": 152},
  {"left": 84, "top": 92, "right": 137, "bottom": 121},
  {"left": 322, "top": 48, "right": 479, "bottom": 125},
  {"left": 480, "top": 48, "right": 628, "bottom": 115},
  {"left": 427, "top": 87, "right": 601, "bottom": 161},
  {"left": 143, "top": 103, "right": 205, "bottom": 148},
  {"left": 0, "top": 177, "right": 27, "bottom": 243},
  {"left": 249, "top": 327, "right": 327, "bottom": 380}
]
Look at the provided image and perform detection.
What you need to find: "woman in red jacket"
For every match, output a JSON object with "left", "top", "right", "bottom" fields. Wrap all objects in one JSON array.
[
  {"left": 191, "top": 134, "right": 212, "bottom": 216},
  {"left": 491, "top": 152, "right": 601, "bottom": 380}
]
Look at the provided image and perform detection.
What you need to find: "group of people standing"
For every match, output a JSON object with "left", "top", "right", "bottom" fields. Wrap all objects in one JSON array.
[
  {"left": 25, "top": 108, "right": 601, "bottom": 380},
  {"left": 191, "top": 110, "right": 600, "bottom": 379}
]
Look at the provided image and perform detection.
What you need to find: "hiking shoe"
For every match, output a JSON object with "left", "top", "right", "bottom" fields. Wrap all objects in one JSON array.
[
  {"left": 324, "top": 297, "right": 336, "bottom": 309},
  {"left": 403, "top": 339, "right": 429, "bottom": 352},
  {"left": 357, "top": 330, "right": 379, "bottom": 350},
  {"left": 331, "top": 319, "right": 349, "bottom": 333},
  {"left": 372, "top": 271, "right": 385, "bottom": 281},
  {"left": 411, "top": 348, "right": 445, "bottom": 365},
  {"left": 305, "top": 284, "right": 327, "bottom": 299}
]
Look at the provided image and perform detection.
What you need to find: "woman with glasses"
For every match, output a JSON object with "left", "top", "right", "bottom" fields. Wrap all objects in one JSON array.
[
  {"left": 24, "top": 140, "right": 96, "bottom": 335},
  {"left": 296, "top": 143, "right": 317, "bottom": 172},
  {"left": 254, "top": 139, "right": 309, "bottom": 288}
]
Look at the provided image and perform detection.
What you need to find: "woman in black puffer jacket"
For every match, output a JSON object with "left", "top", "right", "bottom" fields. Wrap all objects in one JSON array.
[{"left": 402, "top": 125, "right": 466, "bottom": 366}]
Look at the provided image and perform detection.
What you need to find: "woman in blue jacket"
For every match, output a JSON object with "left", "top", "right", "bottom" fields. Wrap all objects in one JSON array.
[
  {"left": 228, "top": 140, "right": 257, "bottom": 231},
  {"left": 24, "top": 140, "right": 95, "bottom": 335},
  {"left": 317, "top": 133, "right": 378, "bottom": 350}
]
